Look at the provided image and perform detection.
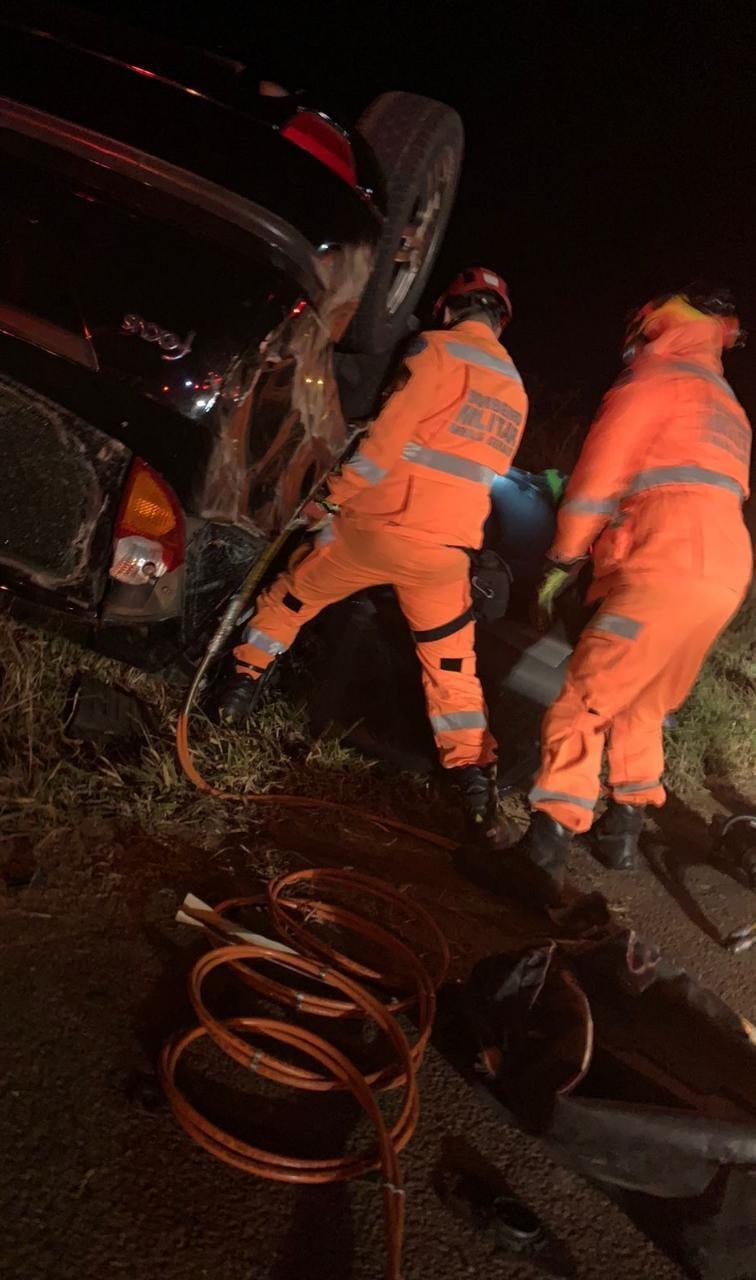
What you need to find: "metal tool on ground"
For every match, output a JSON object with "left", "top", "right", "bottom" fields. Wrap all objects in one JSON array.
[
  {"left": 434, "top": 1161, "right": 553, "bottom": 1265},
  {"left": 713, "top": 813, "right": 756, "bottom": 888},
  {"left": 161, "top": 866, "right": 450, "bottom": 1280}
]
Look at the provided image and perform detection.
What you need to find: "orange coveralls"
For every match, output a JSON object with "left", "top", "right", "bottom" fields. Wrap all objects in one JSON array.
[
  {"left": 530, "top": 311, "right": 753, "bottom": 832},
  {"left": 234, "top": 319, "right": 528, "bottom": 768}
]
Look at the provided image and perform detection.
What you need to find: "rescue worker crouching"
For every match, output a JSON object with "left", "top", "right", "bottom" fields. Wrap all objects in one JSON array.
[
  {"left": 507, "top": 286, "right": 752, "bottom": 903},
  {"left": 217, "top": 267, "right": 529, "bottom": 844}
]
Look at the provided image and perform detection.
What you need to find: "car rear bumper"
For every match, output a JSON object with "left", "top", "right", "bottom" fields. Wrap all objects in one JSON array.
[
  {"left": 0, "top": 372, "right": 131, "bottom": 609},
  {"left": 0, "top": 585, "right": 189, "bottom": 676},
  {"left": 1, "top": 512, "right": 270, "bottom": 678}
]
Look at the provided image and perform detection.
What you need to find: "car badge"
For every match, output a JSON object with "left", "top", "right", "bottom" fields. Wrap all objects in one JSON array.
[{"left": 121, "top": 313, "right": 195, "bottom": 361}]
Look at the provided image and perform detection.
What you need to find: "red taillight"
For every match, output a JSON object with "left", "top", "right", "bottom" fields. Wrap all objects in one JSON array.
[
  {"left": 281, "top": 110, "right": 358, "bottom": 187},
  {"left": 110, "top": 458, "right": 184, "bottom": 585}
]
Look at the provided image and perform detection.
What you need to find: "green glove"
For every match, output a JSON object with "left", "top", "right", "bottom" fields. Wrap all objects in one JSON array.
[
  {"left": 534, "top": 566, "right": 570, "bottom": 631},
  {"left": 542, "top": 468, "right": 568, "bottom": 506},
  {"left": 532, "top": 557, "right": 585, "bottom": 632}
]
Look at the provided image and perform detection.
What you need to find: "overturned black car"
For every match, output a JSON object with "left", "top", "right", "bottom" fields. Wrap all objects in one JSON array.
[{"left": 0, "top": 4, "right": 464, "bottom": 673}]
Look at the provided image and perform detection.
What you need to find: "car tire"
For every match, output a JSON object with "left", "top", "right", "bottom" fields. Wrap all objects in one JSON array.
[{"left": 344, "top": 92, "right": 464, "bottom": 354}]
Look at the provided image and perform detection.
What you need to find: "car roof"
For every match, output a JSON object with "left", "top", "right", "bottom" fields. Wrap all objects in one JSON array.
[
  {"left": 0, "top": 5, "right": 380, "bottom": 271},
  {"left": 2, "top": 1, "right": 254, "bottom": 108}
]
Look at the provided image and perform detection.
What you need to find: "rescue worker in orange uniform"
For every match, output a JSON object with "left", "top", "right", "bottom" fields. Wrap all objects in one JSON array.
[
  {"left": 512, "top": 287, "right": 752, "bottom": 899},
  {"left": 218, "top": 268, "right": 529, "bottom": 841}
]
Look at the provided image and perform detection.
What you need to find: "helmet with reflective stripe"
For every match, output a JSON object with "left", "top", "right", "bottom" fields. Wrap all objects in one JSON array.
[
  {"left": 434, "top": 267, "right": 512, "bottom": 331},
  {"left": 623, "top": 285, "right": 745, "bottom": 362}
]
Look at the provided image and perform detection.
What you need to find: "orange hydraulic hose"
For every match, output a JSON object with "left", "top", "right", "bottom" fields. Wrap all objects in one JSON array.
[
  {"left": 160, "top": 868, "right": 449, "bottom": 1280},
  {"left": 175, "top": 708, "right": 456, "bottom": 850}
]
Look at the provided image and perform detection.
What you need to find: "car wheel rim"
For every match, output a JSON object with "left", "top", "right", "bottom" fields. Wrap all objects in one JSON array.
[{"left": 386, "top": 145, "right": 456, "bottom": 317}]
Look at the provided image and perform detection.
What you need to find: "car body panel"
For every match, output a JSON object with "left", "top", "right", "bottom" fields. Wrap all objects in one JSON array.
[{"left": 0, "top": 12, "right": 384, "bottom": 629}]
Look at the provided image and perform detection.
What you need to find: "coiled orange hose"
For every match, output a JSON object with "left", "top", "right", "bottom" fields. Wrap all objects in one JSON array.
[{"left": 160, "top": 867, "right": 449, "bottom": 1280}]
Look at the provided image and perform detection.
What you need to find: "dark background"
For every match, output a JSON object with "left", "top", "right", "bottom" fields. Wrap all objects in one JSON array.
[{"left": 79, "top": 0, "right": 756, "bottom": 428}]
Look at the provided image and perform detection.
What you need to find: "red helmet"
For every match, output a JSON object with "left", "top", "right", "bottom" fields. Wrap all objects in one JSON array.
[{"left": 433, "top": 267, "right": 512, "bottom": 328}]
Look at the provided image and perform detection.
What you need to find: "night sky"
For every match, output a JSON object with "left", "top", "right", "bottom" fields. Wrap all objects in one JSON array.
[{"left": 80, "top": 0, "right": 756, "bottom": 431}]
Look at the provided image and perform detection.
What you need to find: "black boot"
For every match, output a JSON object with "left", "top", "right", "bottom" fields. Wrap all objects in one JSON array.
[
  {"left": 451, "top": 764, "right": 495, "bottom": 838},
  {"left": 451, "top": 765, "right": 517, "bottom": 850},
  {"left": 514, "top": 811, "right": 572, "bottom": 906},
  {"left": 592, "top": 802, "right": 644, "bottom": 870},
  {"left": 456, "top": 809, "right": 569, "bottom": 907},
  {"left": 216, "top": 672, "right": 268, "bottom": 728}
]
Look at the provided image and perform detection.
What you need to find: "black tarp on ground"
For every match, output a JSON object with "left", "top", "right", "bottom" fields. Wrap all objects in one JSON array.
[{"left": 458, "top": 935, "right": 756, "bottom": 1280}]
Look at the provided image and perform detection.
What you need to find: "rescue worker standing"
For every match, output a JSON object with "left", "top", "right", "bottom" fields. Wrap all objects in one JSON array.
[
  {"left": 218, "top": 268, "right": 529, "bottom": 841},
  {"left": 514, "top": 288, "right": 752, "bottom": 898}
]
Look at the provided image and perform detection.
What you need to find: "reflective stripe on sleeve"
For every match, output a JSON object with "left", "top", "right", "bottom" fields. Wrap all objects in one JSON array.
[
  {"left": 430, "top": 711, "right": 488, "bottom": 733},
  {"left": 561, "top": 495, "right": 618, "bottom": 515},
  {"left": 343, "top": 453, "right": 388, "bottom": 485},
  {"left": 402, "top": 442, "right": 496, "bottom": 485},
  {"left": 592, "top": 613, "right": 643, "bottom": 640}
]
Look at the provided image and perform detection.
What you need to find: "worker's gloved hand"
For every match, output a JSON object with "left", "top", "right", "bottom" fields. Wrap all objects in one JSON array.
[
  {"left": 541, "top": 468, "right": 568, "bottom": 507},
  {"left": 299, "top": 498, "right": 339, "bottom": 531},
  {"left": 531, "top": 557, "right": 584, "bottom": 633}
]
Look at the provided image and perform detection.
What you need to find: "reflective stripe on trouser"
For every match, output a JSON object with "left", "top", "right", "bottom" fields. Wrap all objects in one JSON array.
[
  {"left": 529, "top": 576, "right": 748, "bottom": 832},
  {"left": 233, "top": 518, "right": 495, "bottom": 769},
  {"left": 407, "top": 604, "right": 495, "bottom": 768}
]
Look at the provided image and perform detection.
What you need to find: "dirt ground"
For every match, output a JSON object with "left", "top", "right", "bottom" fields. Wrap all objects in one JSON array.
[{"left": 3, "top": 784, "right": 756, "bottom": 1280}]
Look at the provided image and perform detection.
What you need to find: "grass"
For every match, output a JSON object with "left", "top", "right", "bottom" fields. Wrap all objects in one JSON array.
[
  {"left": 0, "top": 615, "right": 438, "bottom": 851},
  {"left": 0, "top": 581, "right": 753, "bottom": 853},
  {"left": 663, "top": 589, "right": 756, "bottom": 799}
]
